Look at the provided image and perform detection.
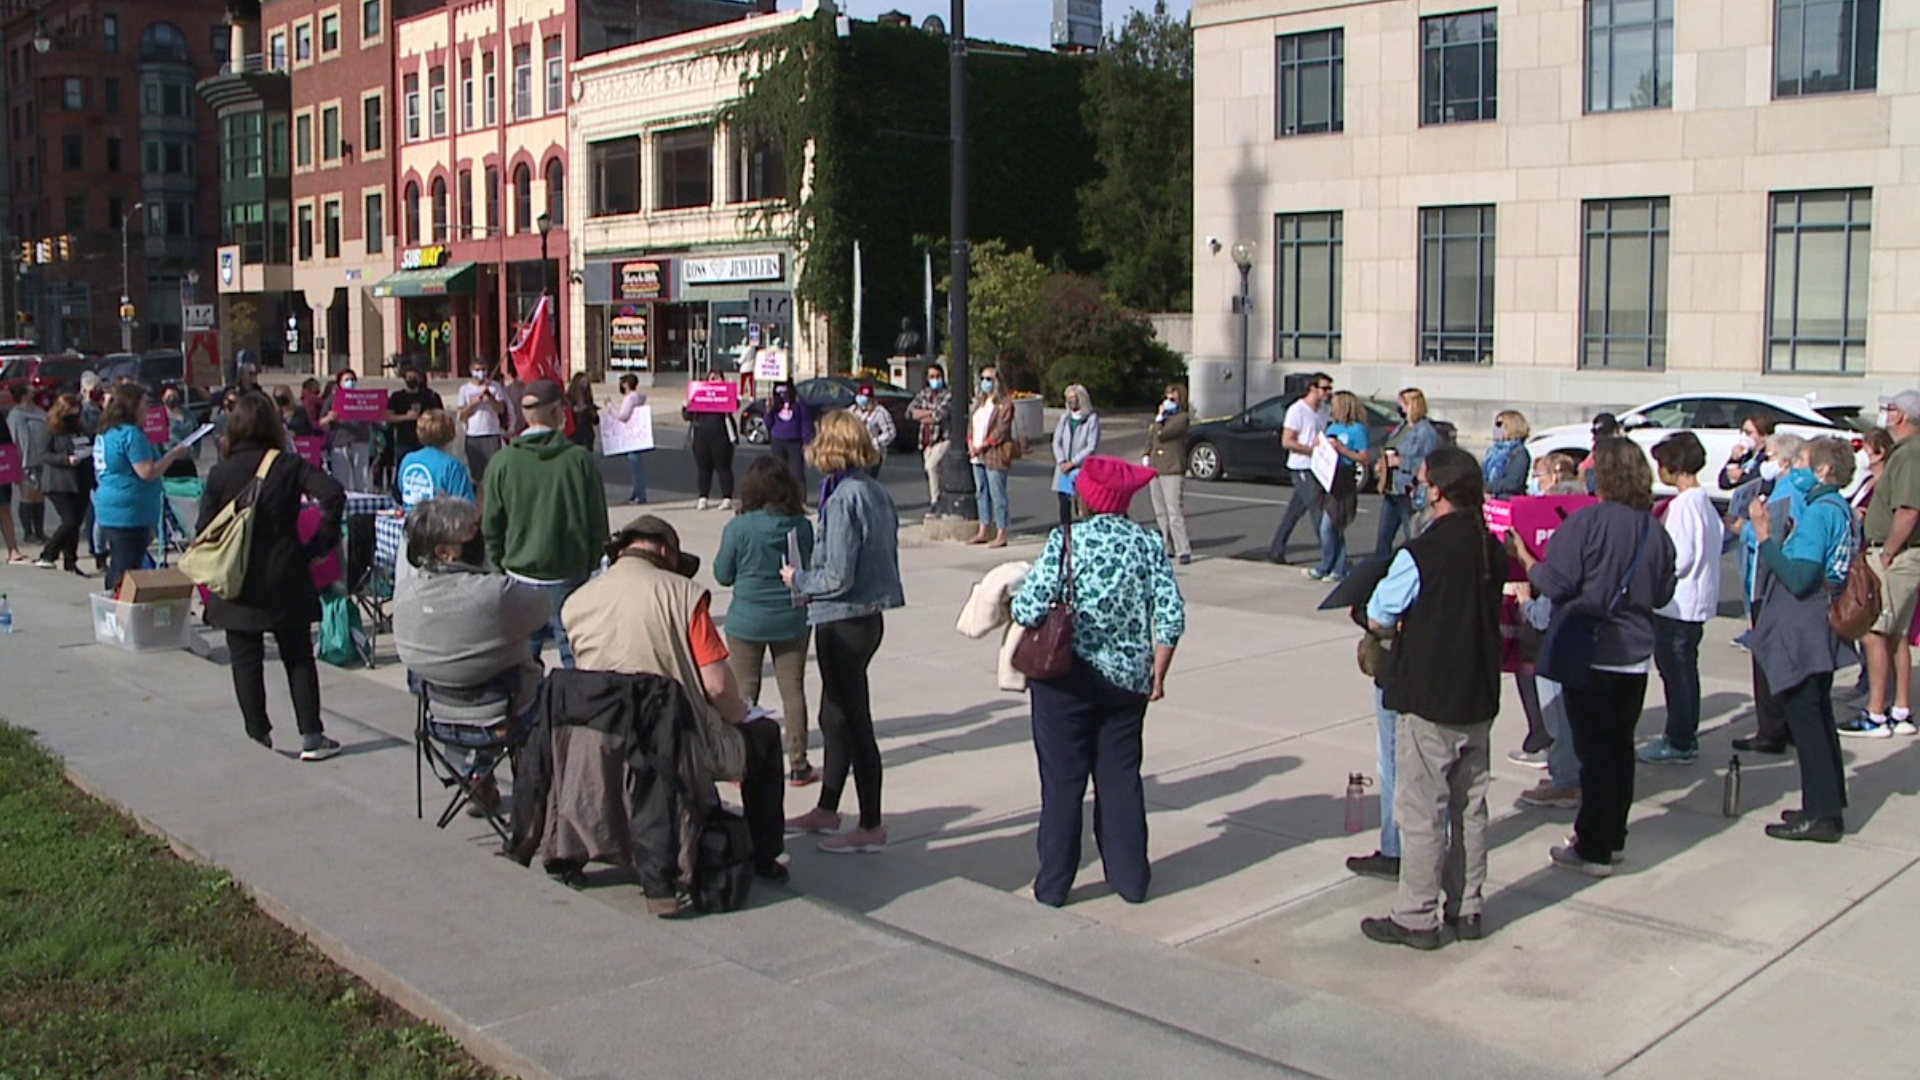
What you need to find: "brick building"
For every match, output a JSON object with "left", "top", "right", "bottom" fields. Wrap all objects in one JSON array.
[{"left": 4, "top": 0, "right": 227, "bottom": 353}]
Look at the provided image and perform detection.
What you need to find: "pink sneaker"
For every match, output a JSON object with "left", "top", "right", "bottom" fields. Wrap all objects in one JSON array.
[
  {"left": 784, "top": 807, "right": 842, "bottom": 834},
  {"left": 818, "top": 826, "right": 887, "bottom": 854}
]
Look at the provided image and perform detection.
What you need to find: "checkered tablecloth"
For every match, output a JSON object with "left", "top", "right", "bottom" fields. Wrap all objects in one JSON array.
[
  {"left": 374, "top": 512, "right": 405, "bottom": 575},
  {"left": 345, "top": 492, "right": 399, "bottom": 517}
]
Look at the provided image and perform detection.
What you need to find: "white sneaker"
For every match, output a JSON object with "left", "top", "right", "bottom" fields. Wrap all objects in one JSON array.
[
  {"left": 1894, "top": 717, "right": 1919, "bottom": 736},
  {"left": 719, "top": 498, "right": 732, "bottom": 511},
  {"left": 697, "top": 497, "right": 709, "bottom": 511}
]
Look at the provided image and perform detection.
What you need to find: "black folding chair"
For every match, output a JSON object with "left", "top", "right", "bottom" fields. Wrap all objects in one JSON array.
[{"left": 413, "top": 677, "right": 532, "bottom": 842}]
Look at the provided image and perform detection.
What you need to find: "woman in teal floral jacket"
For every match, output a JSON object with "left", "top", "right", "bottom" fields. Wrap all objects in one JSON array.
[{"left": 1013, "top": 456, "right": 1185, "bottom": 908}]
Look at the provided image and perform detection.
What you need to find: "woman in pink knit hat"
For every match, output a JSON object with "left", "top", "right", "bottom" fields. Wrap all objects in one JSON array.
[{"left": 1011, "top": 456, "right": 1187, "bottom": 907}]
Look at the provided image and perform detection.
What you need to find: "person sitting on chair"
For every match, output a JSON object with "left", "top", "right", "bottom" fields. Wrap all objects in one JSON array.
[
  {"left": 563, "top": 515, "right": 789, "bottom": 886},
  {"left": 393, "top": 497, "right": 552, "bottom": 812}
]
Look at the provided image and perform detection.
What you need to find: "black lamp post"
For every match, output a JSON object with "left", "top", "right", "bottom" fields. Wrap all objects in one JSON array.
[
  {"left": 934, "top": 0, "right": 978, "bottom": 520},
  {"left": 536, "top": 212, "right": 558, "bottom": 347},
  {"left": 1231, "top": 240, "right": 1255, "bottom": 415}
]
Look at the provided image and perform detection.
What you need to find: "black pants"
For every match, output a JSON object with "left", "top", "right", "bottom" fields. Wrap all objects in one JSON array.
[
  {"left": 1654, "top": 616, "right": 1705, "bottom": 750},
  {"left": 1782, "top": 671, "right": 1847, "bottom": 820},
  {"left": 772, "top": 439, "right": 806, "bottom": 490},
  {"left": 1268, "top": 469, "right": 1323, "bottom": 560},
  {"left": 39, "top": 491, "right": 87, "bottom": 570},
  {"left": 227, "top": 623, "right": 324, "bottom": 743},
  {"left": 691, "top": 426, "right": 735, "bottom": 499},
  {"left": 1029, "top": 658, "right": 1151, "bottom": 906},
  {"left": 1748, "top": 601, "right": 1790, "bottom": 743},
  {"left": 101, "top": 526, "right": 152, "bottom": 594},
  {"left": 814, "top": 612, "right": 885, "bottom": 829},
  {"left": 463, "top": 434, "right": 502, "bottom": 488},
  {"left": 1056, "top": 492, "right": 1076, "bottom": 527},
  {"left": 1565, "top": 670, "right": 1648, "bottom": 864},
  {"left": 738, "top": 717, "right": 787, "bottom": 871}
]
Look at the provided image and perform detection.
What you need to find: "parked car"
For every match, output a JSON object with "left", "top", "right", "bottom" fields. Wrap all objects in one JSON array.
[
  {"left": 31, "top": 354, "right": 98, "bottom": 394},
  {"left": 1525, "top": 391, "right": 1871, "bottom": 501},
  {"left": 1185, "top": 392, "right": 1456, "bottom": 488},
  {"left": 739, "top": 376, "right": 918, "bottom": 452},
  {"left": 0, "top": 355, "right": 40, "bottom": 402}
]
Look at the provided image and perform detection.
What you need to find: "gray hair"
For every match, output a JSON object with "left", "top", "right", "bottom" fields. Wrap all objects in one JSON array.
[
  {"left": 1805, "top": 436, "right": 1858, "bottom": 489},
  {"left": 1065, "top": 383, "right": 1093, "bottom": 414},
  {"left": 1769, "top": 432, "right": 1807, "bottom": 464},
  {"left": 405, "top": 497, "right": 481, "bottom": 568}
]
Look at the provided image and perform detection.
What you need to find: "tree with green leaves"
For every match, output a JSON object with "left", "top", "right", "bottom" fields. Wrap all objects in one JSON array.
[
  {"left": 945, "top": 240, "right": 1049, "bottom": 388},
  {"left": 1077, "top": 1, "right": 1193, "bottom": 313}
]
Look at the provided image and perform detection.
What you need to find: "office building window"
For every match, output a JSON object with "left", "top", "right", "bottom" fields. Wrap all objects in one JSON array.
[
  {"left": 1588, "top": 0, "right": 1673, "bottom": 112},
  {"left": 295, "top": 22, "right": 312, "bottom": 63},
  {"left": 295, "top": 112, "right": 312, "bottom": 168},
  {"left": 403, "top": 74, "right": 419, "bottom": 141},
  {"left": 545, "top": 37, "right": 563, "bottom": 114},
  {"left": 429, "top": 65, "right": 446, "bottom": 137},
  {"left": 108, "top": 197, "right": 123, "bottom": 229},
  {"left": 1776, "top": 0, "right": 1878, "bottom": 98},
  {"left": 730, "top": 128, "right": 786, "bottom": 204},
  {"left": 483, "top": 53, "right": 498, "bottom": 126},
  {"left": 513, "top": 164, "right": 532, "bottom": 232},
  {"left": 365, "top": 192, "right": 384, "bottom": 254},
  {"left": 63, "top": 77, "right": 84, "bottom": 110},
  {"left": 269, "top": 117, "right": 288, "bottom": 175},
  {"left": 323, "top": 199, "right": 341, "bottom": 258},
  {"left": 321, "top": 12, "right": 340, "bottom": 54},
  {"left": 1275, "top": 212, "right": 1343, "bottom": 361},
  {"left": 545, "top": 159, "right": 565, "bottom": 226},
  {"left": 65, "top": 195, "right": 84, "bottom": 231},
  {"left": 270, "top": 31, "right": 287, "bottom": 71},
  {"left": 461, "top": 57, "right": 474, "bottom": 129},
  {"left": 1418, "top": 205, "right": 1497, "bottom": 365},
  {"left": 1275, "top": 29, "right": 1343, "bottom": 137},
  {"left": 63, "top": 132, "right": 81, "bottom": 170},
  {"left": 104, "top": 78, "right": 119, "bottom": 113},
  {"left": 513, "top": 44, "right": 532, "bottom": 120},
  {"left": 591, "top": 137, "right": 640, "bottom": 216},
  {"left": 106, "top": 136, "right": 120, "bottom": 171},
  {"left": 403, "top": 181, "right": 420, "bottom": 245},
  {"left": 1581, "top": 198, "right": 1671, "bottom": 370},
  {"left": 297, "top": 204, "right": 314, "bottom": 260},
  {"left": 656, "top": 126, "right": 713, "bottom": 210},
  {"left": 322, "top": 105, "right": 341, "bottom": 161},
  {"left": 363, "top": 93, "right": 383, "bottom": 152},
  {"left": 1422, "top": 10, "right": 1497, "bottom": 125},
  {"left": 459, "top": 168, "right": 473, "bottom": 234},
  {"left": 363, "top": 0, "right": 382, "bottom": 42},
  {"left": 1768, "top": 189, "right": 1871, "bottom": 374},
  {"left": 431, "top": 177, "right": 448, "bottom": 242},
  {"left": 104, "top": 14, "right": 118, "bottom": 53},
  {"left": 485, "top": 165, "right": 500, "bottom": 232}
]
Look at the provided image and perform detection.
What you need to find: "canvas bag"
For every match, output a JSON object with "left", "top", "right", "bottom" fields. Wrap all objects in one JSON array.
[
  {"left": 1011, "top": 524, "right": 1076, "bottom": 682},
  {"left": 1537, "top": 517, "right": 1651, "bottom": 689},
  {"left": 179, "top": 450, "right": 279, "bottom": 599}
]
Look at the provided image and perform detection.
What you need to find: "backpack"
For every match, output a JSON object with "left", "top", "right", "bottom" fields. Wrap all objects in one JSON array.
[
  {"left": 180, "top": 450, "right": 278, "bottom": 598},
  {"left": 1827, "top": 504, "right": 1879, "bottom": 642},
  {"left": 688, "top": 807, "right": 755, "bottom": 914}
]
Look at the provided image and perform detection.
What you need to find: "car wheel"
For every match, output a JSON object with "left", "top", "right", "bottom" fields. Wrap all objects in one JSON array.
[
  {"left": 742, "top": 416, "right": 769, "bottom": 445},
  {"left": 1188, "top": 441, "right": 1223, "bottom": 482}
]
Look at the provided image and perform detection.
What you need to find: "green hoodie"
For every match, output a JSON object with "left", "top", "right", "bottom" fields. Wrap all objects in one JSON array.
[{"left": 481, "top": 428, "right": 608, "bottom": 582}]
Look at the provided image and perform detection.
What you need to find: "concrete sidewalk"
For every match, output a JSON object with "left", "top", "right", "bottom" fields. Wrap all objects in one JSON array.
[{"left": 3, "top": 488, "right": 1917, "bottom": 1077}]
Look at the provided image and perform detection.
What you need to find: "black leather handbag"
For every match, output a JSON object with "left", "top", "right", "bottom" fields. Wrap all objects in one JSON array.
[
  {"left": 1012, "top": 525, "right": 1076, "bottom": 682},
  {"left": 1538, "top": 518, "right": 1650, "bottom": 689}
]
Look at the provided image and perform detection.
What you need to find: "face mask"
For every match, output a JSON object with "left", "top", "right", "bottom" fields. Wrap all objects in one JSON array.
[
  {"left": 1494, "top": 424, "right": 1505, "bottom": 439},
  {"left": 856, "top": 394, "right": 872, "bottom": 407},
  {"left": 1526, "top": 474, "right": 1543, "bottom": 497},
  {"left": 406, "top": 377, "right": 423, "bottom": 389},
  {"left": 1880, "top": 410, "right": 1898, "bottom": 429},
  {"left": 1396, "top": 405, "right": 1408, "bottom": 419},
  {"left": 340, "top": 378, "right": 357, "bottom": 390},
  {"left": 163, "top": 396, "right": 179, "bottom": 408},
  {"left": 980, "top": 378, "right": 995, "bottom": 394},
  {"left": 1162, "top": 398, "right": 1179, "bottom": 414},
  {"left": 1759, "top": 460, "right": 1783, "bottom": 482},
  {"left": 1787, "top": 467, "right": 1818, "bottom": 493},
  {"left": 928, "top": 377, "right": 945, "bottom": 391},
  {"left": 472, "top": 370, "right": 487, "bottom": 382},
  {"left": 1733, "top": 434, "right": 1754, "bottom": 453}
]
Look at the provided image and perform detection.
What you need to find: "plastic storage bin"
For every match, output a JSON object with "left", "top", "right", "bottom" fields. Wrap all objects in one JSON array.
[{"left": 91, "top": 593, "right": 194, "bottom": 653}]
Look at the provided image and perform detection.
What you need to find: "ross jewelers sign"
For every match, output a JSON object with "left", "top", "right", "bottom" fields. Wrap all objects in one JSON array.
[{"left": 682, "top": 253, "right": 783, "bottom": 286}]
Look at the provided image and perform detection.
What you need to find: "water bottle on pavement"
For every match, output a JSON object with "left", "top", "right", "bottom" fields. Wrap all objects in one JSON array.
[
  {"left": 1723, "top": 755, "right": 1742, "bottom": 818},
  {"left": 1344, "top": 772, "right": 1373, "bottom": 833},
  {"left": 0, "top": 593, "right": 13, "bottom": 634}
]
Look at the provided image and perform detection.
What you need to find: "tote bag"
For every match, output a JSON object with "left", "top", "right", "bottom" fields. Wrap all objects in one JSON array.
[{"left": 179, "top": 450, "right": 279, "bottom": 599}]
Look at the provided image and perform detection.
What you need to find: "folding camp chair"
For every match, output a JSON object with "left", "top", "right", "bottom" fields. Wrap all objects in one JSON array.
[{"left": 414, "top": 677, "right": 532, "bottom": 843}]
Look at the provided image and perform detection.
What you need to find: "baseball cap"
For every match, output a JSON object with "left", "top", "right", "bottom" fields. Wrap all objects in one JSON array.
[
  {"left": 1880, "top": 390, "right": 1920, "bottom": 419},
  {"left": 606, "top": 515, "right": 701, "bottom": 578},
  {"left": 521, "top": 379, "right": 565, "bottom": 409}
]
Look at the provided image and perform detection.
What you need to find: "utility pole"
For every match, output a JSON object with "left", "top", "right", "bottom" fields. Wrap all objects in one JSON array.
[{"left": 934, "top": 0, "right": 978, "bottom": 520}]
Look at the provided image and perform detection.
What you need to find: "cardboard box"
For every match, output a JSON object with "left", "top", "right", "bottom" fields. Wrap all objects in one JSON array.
[{"left": 119, "top": 567, "right": 197, "bottom": 604}]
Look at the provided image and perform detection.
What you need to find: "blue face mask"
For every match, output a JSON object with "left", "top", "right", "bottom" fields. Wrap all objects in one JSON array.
[
  {"left": 980, "top": 378, "right": 995, "bottom": 394},
  {"left": 928, "top": 378, "right": 945, "bottom": 391},
  {"left": 1788, "top": 466, "right": 1819, "bottom": 493},
  {"left": 855, "top": 394, "right": 871, "bottom": 407}
]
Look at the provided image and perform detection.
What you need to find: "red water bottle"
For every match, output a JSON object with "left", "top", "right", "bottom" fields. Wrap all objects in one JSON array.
[{"left": 1344, "top": 772, "right": 1373, "bottom": 833}]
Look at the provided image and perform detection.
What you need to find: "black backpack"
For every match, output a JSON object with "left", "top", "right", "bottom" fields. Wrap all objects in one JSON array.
[{"left": 689, "top": 808, "right": 754, "bottom": 914}]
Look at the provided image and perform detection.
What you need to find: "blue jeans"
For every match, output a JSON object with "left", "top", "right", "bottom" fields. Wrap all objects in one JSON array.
[
  {"left": 1654, "top": 616, "right": 1705, "bottom": 751},
  {"left": 526, "top": 577, "right": 588, "bottom": 669},
  {"left": 1376, "top": 687, "right": 1401, "bottom": 858},
  {"left": 1267, "top": 469, "right": 1322, "bottom": 559},
  {"left": 1316, "top": 510, "right": 1349, "bottom": 578},
  {"left": 101, "top": 525, "right": 152, "bottom": 594},
  {"left": 625, "top": 451, "right": 649, "bottom": 502},
  {"left": 973, "top": 463, "right": 1010, "bottom": 531},
  {"left": 1538, "top": 675, "right": 1581, "bottom": 790},
  {"left": 1375, "top": 492, "right": 1416, "bottom": 556}
]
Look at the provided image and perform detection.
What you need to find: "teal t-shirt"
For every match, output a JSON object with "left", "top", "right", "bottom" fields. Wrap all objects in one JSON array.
[
  {"left": 399, "top": 446, "right": 477, "bottom": 510},
  {"left": 92, "top": 424, "right": 162, "bottom": 528},
  {"left": 1327, "top": 421, "right": 1369, "bottom": 453}
]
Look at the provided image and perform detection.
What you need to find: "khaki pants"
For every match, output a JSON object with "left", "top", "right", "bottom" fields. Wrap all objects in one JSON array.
[
  {"left": 1149, "top": 474, "right": 1190, "bottom": 558},
  {"left": 923, "top": 439, "right": 951, "bottom": 506},
  {"left": 726, "top": 632, "right": 812, "bottom": 770},
  {"left": 1392, "top": 713, "right": 1492, "bottom": 932},
  {"left": 1866, "top": 545, "right": 1920, "bottom": 636}
]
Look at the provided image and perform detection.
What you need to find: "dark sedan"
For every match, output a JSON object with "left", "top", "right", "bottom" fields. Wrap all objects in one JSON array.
[
  {"left": 1185, "top": 392, "right": 1455, "bottom": 489},
  {"left": 740, "top": 376, "right": 919, "bottom": 452}
]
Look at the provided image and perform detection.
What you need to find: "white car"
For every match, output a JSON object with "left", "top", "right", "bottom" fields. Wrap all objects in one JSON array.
[{"left": 1525, "top": 392, "right": 1872, "bottom": 501}]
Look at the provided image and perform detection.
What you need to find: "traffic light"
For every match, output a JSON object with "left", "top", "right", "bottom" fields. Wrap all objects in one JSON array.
[{"left": 119, "top": 302, "right": 136, "bottom": 324}]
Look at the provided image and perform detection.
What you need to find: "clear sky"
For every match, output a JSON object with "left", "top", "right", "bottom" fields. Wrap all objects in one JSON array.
[{"left": 777, "top": 2, "right": 1195, "bottom": 48}]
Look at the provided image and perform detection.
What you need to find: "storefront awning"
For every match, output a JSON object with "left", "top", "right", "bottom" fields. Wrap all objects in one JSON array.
[{"left": 371, "top": 263, "right": 478, "bottom": 299}]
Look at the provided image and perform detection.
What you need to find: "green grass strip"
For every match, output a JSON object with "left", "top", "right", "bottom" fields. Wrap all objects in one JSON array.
[{"left": 0, "top": 723, "right": 501, "bottom": 1080}]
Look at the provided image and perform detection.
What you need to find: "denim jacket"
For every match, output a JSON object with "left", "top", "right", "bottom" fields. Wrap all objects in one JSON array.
[{"left": 793, "top": 472, "right": 906, "bottom": 624}]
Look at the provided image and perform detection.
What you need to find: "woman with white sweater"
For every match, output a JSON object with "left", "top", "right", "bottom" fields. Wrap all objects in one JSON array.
[{"left": 1639, "top": 432, "right": 1725, "bottom": 765}]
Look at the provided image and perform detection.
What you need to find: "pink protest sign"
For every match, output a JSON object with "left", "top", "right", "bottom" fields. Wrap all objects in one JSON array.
[
  {"left": 1498, "top": 495, "right": 1598, "bottom": 560},
  {"left": 686, "top": 380, "right": 740, "bottom": 414},
  {"left": 144, "top": 406, "right": 171, "bottom": 445},
  {"left": 334, "top": 387, "right": 389, "bottom": 423},
  {"left": 294, "top": 435, "right": 325, "bottom": 467},
  {"left": 0, "top": 444, "right": 21, "bottom": 485}
]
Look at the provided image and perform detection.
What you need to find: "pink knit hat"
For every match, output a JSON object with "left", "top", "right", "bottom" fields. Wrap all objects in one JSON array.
[{"left": 1074, "top": 456, "right": 1157, "bottom": 516}]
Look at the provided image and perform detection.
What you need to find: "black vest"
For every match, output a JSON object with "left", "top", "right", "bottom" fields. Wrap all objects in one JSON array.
[{"left": 1380, "top": 510, "right": 1505, "bottom": 727}]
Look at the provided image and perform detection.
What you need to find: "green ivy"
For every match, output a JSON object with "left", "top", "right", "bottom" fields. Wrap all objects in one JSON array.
[{"left": 717, "top": 13, "right": 1098, "bottom": 373}]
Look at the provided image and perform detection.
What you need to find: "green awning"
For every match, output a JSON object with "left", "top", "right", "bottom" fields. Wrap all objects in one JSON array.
[{"left": 371, "top": 263, "right": 478, "bottom": 299}]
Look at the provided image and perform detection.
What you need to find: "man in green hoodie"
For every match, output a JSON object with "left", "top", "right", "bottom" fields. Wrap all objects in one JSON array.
[{"left": 482, "top": 378, "right": 609, "bottom": 668}]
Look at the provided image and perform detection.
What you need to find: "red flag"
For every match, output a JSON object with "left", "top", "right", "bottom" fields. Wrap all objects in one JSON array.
[{"left": 509, "top": 295, "right": 563, "bottom": 387}]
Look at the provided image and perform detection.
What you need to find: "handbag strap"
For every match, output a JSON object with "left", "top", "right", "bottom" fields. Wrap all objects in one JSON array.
[
  {"left": 1605, "top": 516, "right": 1652, "bottom": 618},
  {"left": 1059, "top": 522, "right": 1074, "bottom": 607}
]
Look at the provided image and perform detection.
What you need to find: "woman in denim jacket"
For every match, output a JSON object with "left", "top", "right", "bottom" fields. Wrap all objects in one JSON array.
[{"left": 782, "top": 411, "right": 906, "bottom": 854}]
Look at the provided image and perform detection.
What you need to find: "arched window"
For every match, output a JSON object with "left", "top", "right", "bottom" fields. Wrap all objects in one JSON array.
[
  {"left": 404, "top": 180, "right": 420, "bottom": 245},
  {"left": 512, "top": 163, "right": 532, "bottom": 233},
  {"left": 430, "top": 177, "right": 448, "bottom": 242},
  {"left": 544, "top": 159, "right": 565, "bottom": 227},
  {"left": 140, "top": 22, "right": 189, "bottom": 62}
]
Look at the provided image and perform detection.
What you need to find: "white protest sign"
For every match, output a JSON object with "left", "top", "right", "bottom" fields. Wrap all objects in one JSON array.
[
  {"left": 1310, "top": 436, "right": 1340, "bottom": 493},
  {"left": 601, "top": 405, "right": 656, "bottom": 456}
]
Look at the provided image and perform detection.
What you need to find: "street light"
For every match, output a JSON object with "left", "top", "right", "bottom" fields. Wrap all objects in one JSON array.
[
  {"left": 32, "top": 21, "right": 51, "bottom": 54},
  {"left": 535, "top": 212, "right": 558, "bottom": 349},
  {"left": 121, "top": 201, "right": 145, "bottom": 352},
  {"left": 935, "top": 0, "right": 978, "bottom": 522},
  {"left": 1230, "top": 240, "right": 1255, "bottom": 414}
]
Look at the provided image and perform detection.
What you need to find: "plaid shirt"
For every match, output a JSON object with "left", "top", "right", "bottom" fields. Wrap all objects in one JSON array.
[{"left": 909, "top": 385, "right": 952, "bottom": 449}]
